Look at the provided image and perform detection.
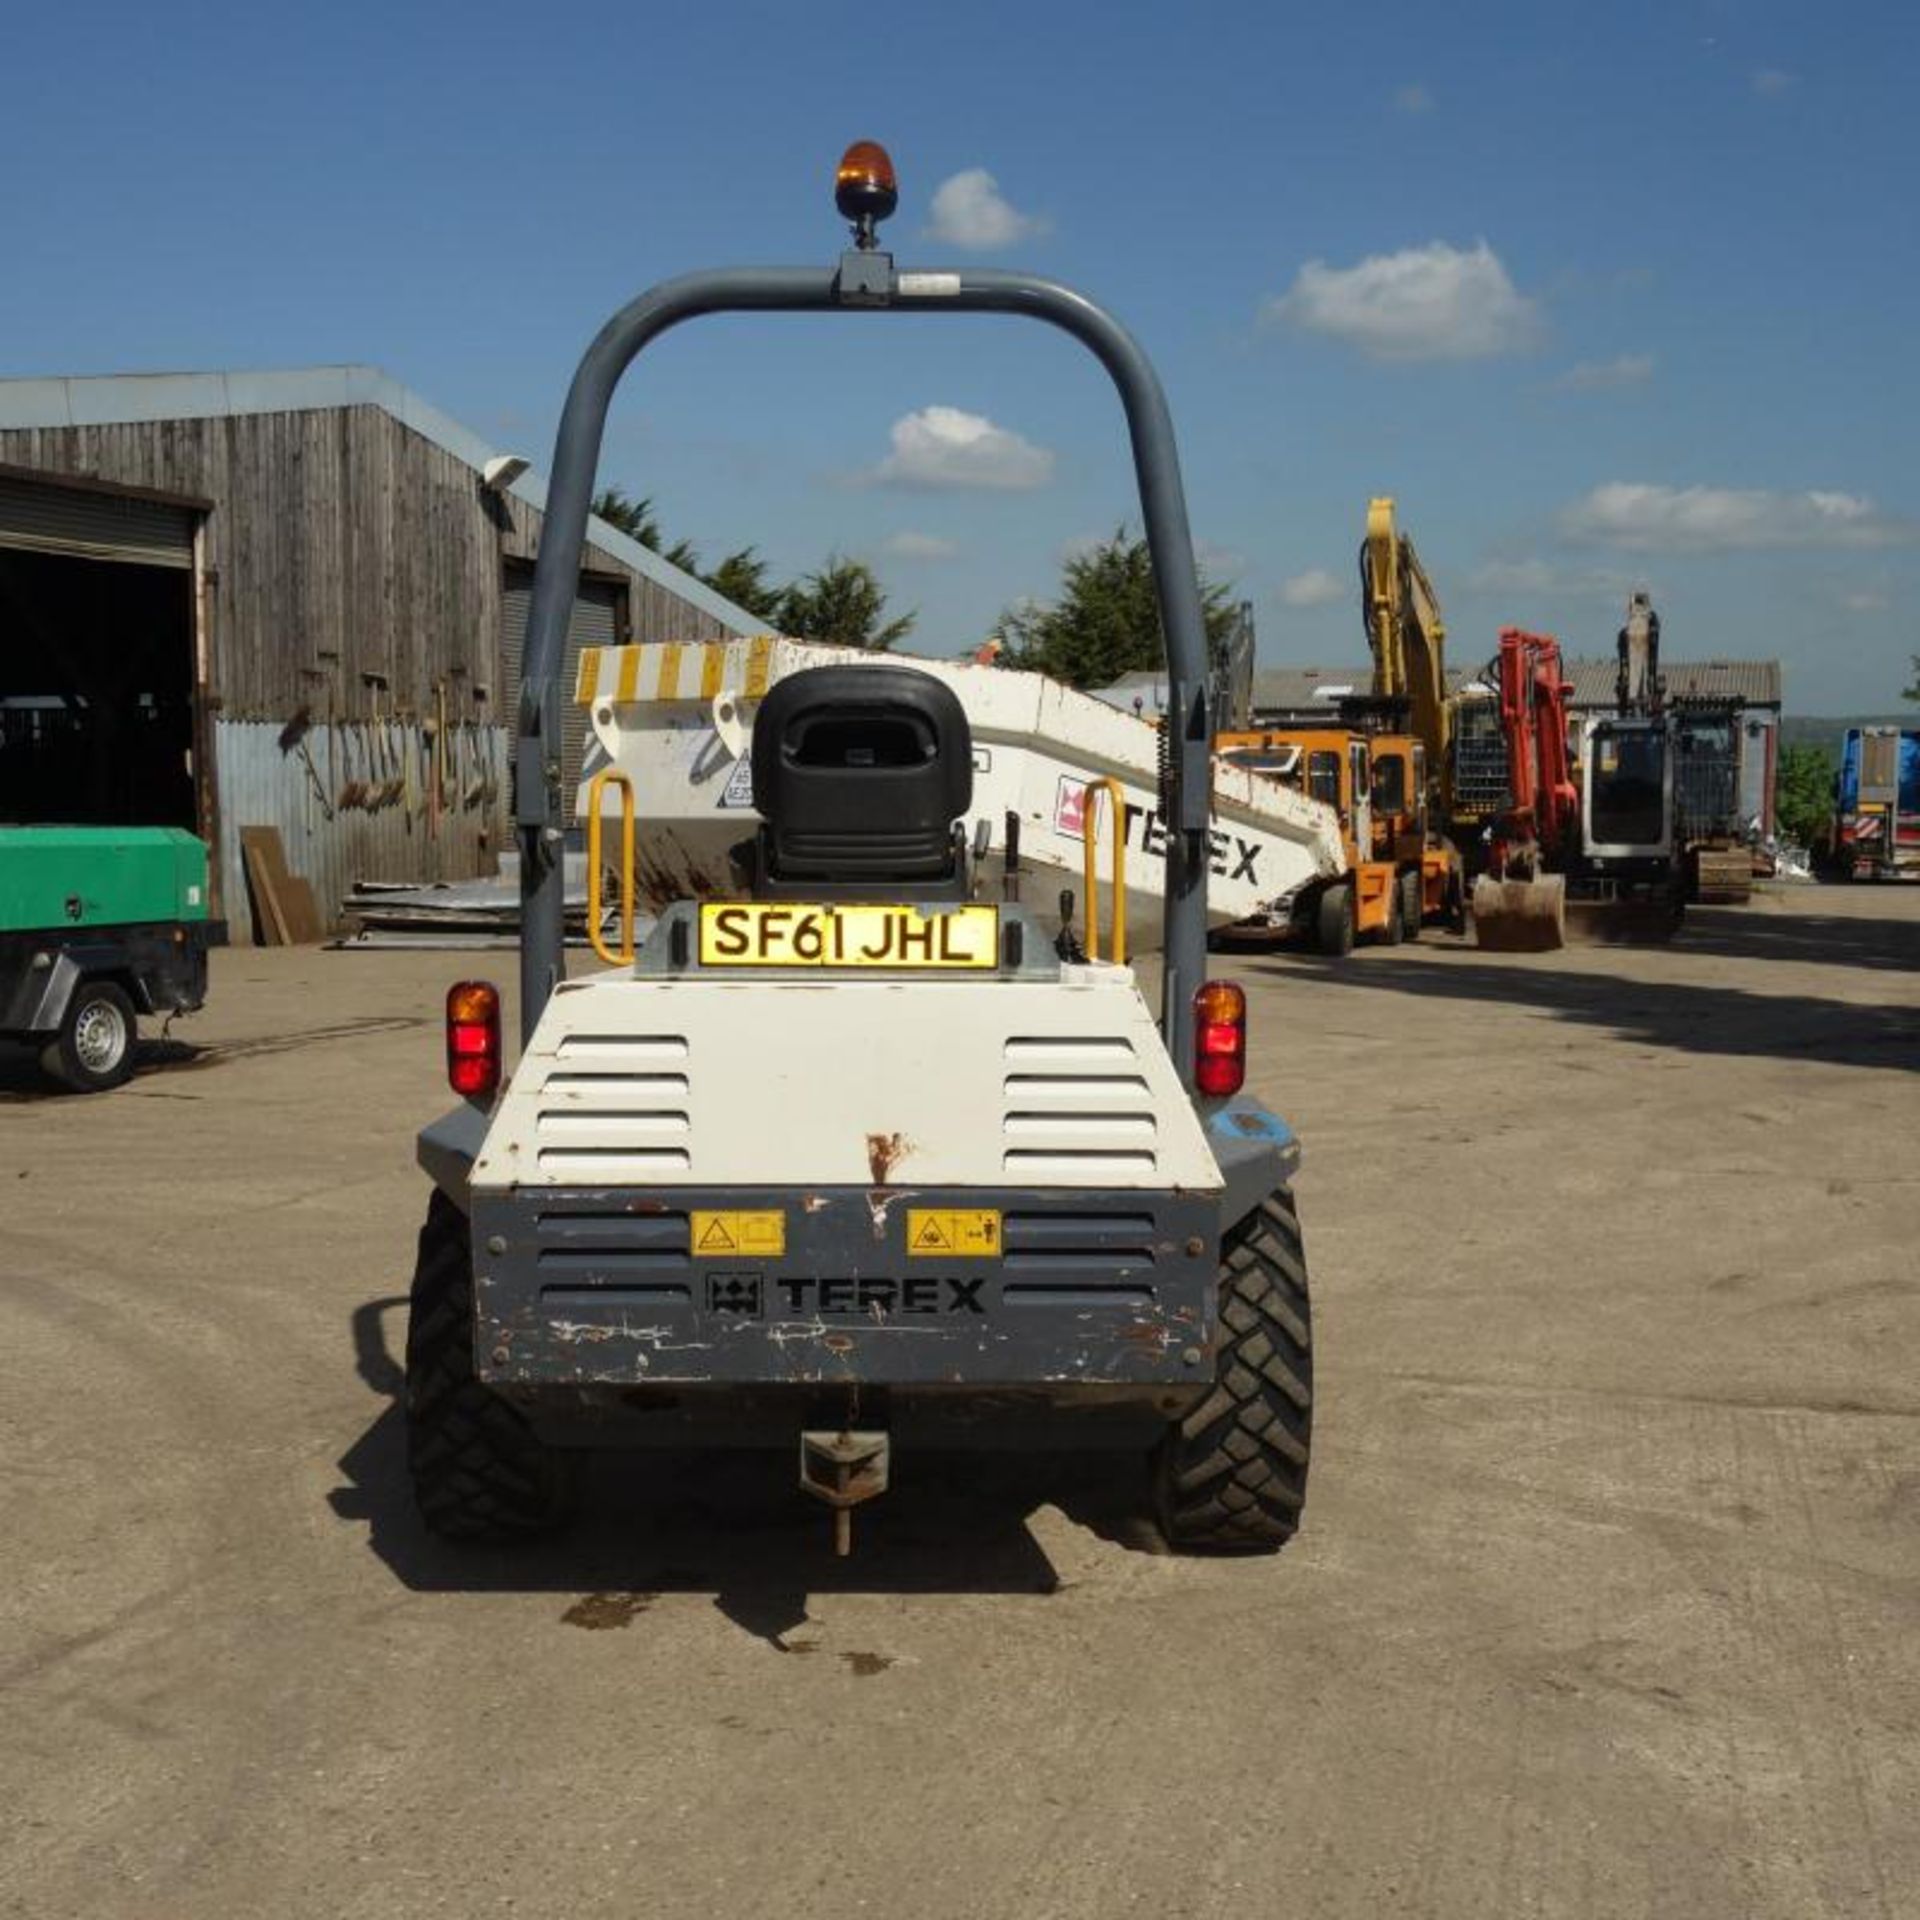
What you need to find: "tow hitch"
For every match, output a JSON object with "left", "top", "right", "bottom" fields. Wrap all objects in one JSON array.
[{"left": 799, "top": 1428, "right": 891, "bottom": 1556}]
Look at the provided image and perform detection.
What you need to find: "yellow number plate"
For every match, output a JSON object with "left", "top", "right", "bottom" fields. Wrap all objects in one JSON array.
[
  {"left": 699, "top": 903, "right": 1000, "bottom": 970},
  {"left": 907, "top": 1209, "right": 1002, "bottom": 1257}
]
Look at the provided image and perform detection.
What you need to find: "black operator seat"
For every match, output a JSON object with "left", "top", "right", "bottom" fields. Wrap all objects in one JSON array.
[{"left": 746, "top": 665, "right": 973, "bottom": 899}]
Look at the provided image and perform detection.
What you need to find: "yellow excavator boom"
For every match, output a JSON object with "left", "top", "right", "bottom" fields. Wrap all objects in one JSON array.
[{"left": 1361, "top": 495, "right": 1452, "bottom": 809}]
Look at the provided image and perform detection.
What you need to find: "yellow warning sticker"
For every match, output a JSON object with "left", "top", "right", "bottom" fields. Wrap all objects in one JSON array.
[
  {"left": 690, "top": 1211, "right": 786, "bottom": 1257},
  {"left": 906, "top": 1209, "right": 1002, "bottom": 1258}
]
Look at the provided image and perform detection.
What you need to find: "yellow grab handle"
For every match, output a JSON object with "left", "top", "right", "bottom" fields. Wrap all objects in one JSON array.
[
  {"left": 1080, "top": 776, "right": 1128, "bottom": 966},
  {"left": 585, "top": 767, "right": 638, "bottom": 966}
]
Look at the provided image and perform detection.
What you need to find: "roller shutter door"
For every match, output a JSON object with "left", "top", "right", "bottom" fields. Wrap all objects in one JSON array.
[
  {"left": 0, "top": 474, "right": 195, "bottom": 569},
  {"left": 501, "top": 568, "right": 624, "bottom": 807}
]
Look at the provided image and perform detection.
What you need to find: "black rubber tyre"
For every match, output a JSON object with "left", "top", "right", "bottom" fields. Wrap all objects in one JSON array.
[
  {"left": 405, "top": 1189, "right": 575, "bottom": 1540},
  {"left": 1399, "top": 870, "right": 1424, "bottom": 943},
  {"left": 1155, "top": 1190, "right": 1313, "bottom": 1552},
  {"left": 1380, "top": 882, "right": 1405, "bottom": 945},
  {"left": 1315, "top": 883, "right": 1355, "bottom": 957},
  {"left": 41, "top": 979, "right": 137, "bottom": 1093}
]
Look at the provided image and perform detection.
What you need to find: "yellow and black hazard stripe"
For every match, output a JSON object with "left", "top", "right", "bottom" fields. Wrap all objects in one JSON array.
[{"left": 574, "top": 636, "right": 780, "bottom": 706}]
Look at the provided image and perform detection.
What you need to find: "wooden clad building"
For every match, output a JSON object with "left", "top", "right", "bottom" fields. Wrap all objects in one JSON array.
[{"left": 0, "top": 368, "right": 760, "bottom": 937}]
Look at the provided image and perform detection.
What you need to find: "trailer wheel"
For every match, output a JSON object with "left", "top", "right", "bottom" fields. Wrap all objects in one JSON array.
[
  {"left": 1155, "top": 1189, "right": 1312, "bottom": 1552},
  {"left": 1399, "top": 870, "right": 1424, "bottom": 943},
  {"left": 42, "top": 979, "right": 137, "bottom": 1093},
  {"left": 1315, "top": 883, "right": 1355, "bottom": 957},
  {"left": 405, "top": 1189, "right": 575, "bottom": 1540}
]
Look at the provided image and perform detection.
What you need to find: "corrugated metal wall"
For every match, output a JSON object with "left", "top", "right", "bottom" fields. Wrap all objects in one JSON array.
[{"left": 214, "top": 719, "right": 509, "bottom": 940}]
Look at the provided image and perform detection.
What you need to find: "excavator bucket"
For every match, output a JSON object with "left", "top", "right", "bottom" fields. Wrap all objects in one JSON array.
[{"left": 1470, "top": 872, "right": 1566, "bottom": 952}]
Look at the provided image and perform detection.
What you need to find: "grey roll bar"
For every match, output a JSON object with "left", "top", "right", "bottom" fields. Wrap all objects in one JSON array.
[{"left": 516, "top": 255, "right": 1213, "bottom": 1078}]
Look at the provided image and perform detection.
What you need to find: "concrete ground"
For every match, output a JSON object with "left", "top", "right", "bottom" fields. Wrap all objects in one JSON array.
[{"left": 4, "top": 885, "right": 1917, "bottom": 1919}]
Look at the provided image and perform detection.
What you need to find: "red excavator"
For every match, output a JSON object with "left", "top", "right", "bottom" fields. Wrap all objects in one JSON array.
[{"left": 1471, "top": 625, "right": 1684, "bottom": 949}]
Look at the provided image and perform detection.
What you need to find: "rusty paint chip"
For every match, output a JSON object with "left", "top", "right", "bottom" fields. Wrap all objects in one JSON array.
[{"left": 866, "top": 1130, "right": 913, "bottom": 1186}]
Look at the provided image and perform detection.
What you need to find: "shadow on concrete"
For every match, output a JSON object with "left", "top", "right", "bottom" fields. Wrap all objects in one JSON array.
[
  {"left": 1246, "top": 950, "right": 1920, "bottom": 1075},
  {"left": 1676, "top": 906, "right": 1920, "bottom": 975},
  {"left": 332, "top": 1297, "right": 1159, "bottom": 1645},
  {"left": 0, "top": 1033, "right": 212, "bottom": 1099}
]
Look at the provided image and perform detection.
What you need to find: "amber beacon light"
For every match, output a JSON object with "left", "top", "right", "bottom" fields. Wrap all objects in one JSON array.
[{"left": 834, "top": 140, "right": 898, "bottom": 247}]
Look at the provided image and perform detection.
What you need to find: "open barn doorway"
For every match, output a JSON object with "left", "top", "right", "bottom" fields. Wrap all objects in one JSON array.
[{"left": 0, "top": 471, "right": 199, "bottom": 831}]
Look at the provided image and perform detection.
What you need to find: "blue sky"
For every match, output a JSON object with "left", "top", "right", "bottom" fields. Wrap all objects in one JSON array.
[{"left": 3, "top": 0, "right": 1914, "bottom": 709}]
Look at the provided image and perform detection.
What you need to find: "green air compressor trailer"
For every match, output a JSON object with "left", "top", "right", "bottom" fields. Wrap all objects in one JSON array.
[{"left": 0, "top": 827, "right": 210, "bottom": 1092}]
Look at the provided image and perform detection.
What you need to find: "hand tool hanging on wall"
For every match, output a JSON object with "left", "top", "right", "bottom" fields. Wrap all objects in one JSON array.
[
  {"left": 338, "top": 725, "right": 365, "bottom": 812},
  {"left": 401, "top": 712, "right": 418, "bottom": 831},
  {"left": 424, "top": 688, "right": 442, "bottom": 842},
  {"left": 279, "top": 705, "right": 334, "bottom": 824}
]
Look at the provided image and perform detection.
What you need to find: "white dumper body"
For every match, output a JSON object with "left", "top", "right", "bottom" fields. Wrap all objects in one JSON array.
[{"left": 574, "top": 638, "right": 1344, "bottom": 953}]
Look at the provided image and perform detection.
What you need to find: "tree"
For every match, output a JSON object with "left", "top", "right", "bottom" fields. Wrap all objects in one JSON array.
[
  {"left": 777, "top": 557, "right": 915, "bottom": 651},
  {"left": 590, "top": 486, "right": 700, "bottom": 574},
  {"left": 587, "top": 493, "right": 917, "bottom": 642},
  {"left": 992, "top": 530, "right": 1239, "bottom": 690},
  {"left": 703, "top": 547, "right": 785, "bottom": 623},
  {"left": 1775, "top": 742, "right": 1836, "bottom": 847}
]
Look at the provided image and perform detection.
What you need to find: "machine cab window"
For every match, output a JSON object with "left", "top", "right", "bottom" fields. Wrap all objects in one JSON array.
[
  {"left": 1307, "top": 750, "right": 1342, "bottom": 811},
  {"left": 1222, "top": 740, "right": 1303, "bottom": 790},
  {"left": 1371, "top": 750, "right": 1408, "bottom": 818}
]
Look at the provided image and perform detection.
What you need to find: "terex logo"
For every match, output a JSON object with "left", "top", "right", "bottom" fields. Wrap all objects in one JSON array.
[
  {"left": 1054, "top": 777, "right": 1262, "bottom": 884},
  {"left": 780, "top": 1277, "right": 986, "bottom": 1316}
]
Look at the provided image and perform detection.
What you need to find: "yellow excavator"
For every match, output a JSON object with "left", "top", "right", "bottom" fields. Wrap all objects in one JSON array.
[{"left": 1357, "top": 497, "right": 1465, "bottom": 930}]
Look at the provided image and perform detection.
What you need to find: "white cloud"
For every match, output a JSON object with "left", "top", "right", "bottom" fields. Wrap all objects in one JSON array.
[
  {"left": 1469, "top": 558, "right": 1556, "bottom": 593},
  {"left": 1467, "top": 558, "right": 1641, "bottom": 599},
  {"left": 1561, "top": 483, "right": 1919, "bottom": 552},
  {"left": 1196, "top": 540, "right": 1247, "bottom": 578},
  {"left": 874, "top": 407, "right": 1054, "bottom": 491},
  {"left": 1267, "top": 240, "right": 1541, "bottom": 361},
  {"left": 1752, "top": 68, "right": 1797, "bottom": 96},
  {"left": 1280, "top": 567, "right": 1346, "bottom": 608},
  {"left": 882, "top": 530, "right": 959, "bottom": 561},
  {"left": 1556, "top": 353, "right": 1655, "bottom": 391},
  {"left": 925, "top": 169, "right": 1047, "bottom": 250},
  {"left": 1840, "top": 589, "right": 1889, "bottom": 614},
  {"left": 1394, "top": 82, "right": 1434, "bottom": 114}
]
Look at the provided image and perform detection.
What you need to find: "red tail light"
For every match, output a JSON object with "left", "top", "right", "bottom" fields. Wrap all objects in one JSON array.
[
  {"left": 1193, "top": 979, "right": 1247, "bottom": 1097},
  {"left": 446, "top": 980, "right": 501, "bottom": 1099}
]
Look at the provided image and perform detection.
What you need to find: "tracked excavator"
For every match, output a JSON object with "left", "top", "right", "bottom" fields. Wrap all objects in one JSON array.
[
  {"left": 1470, "top": 620, "right": 1685, "bottom": 950},
  {"left": 1611, "top": 590, "right": 1753, "bottom": 904}
]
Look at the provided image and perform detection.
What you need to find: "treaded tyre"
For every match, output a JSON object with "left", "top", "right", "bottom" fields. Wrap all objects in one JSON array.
[
  {"left": 1155, "top": 1189, "right": 1313, "bottom": 1552},
  {"left": 1400, "top": 870, "right": 1423, "bottom": 943},
  {"left": 405, "top": 1189, "right": 575, "bottom": 1539},
  {"left": 1380, "top": 882, "right": 1405, "bottom": 944},
  {"left": 42, "top": 979, "right": 137, "bottom": 1093},
  {"left": 1315, "top": 883, "right": 1355, "bottom": 956}
]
